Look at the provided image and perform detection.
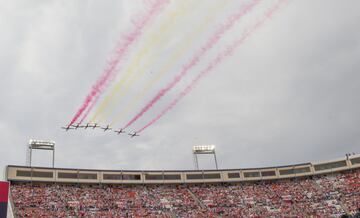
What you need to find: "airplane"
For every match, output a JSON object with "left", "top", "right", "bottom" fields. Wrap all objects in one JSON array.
[
  {"left": 90, "top": 123, "right": 100, "bottom": 129},
  {"left": 114, "top": 129, "right": 126, "bottom": 135},
  {"left": 70, "top": 123, "right": 82, "bottom": 129},
  {"left": 128, "top": 132, "right": 140, "bottom": 138},
  {"left": 101, "top": 125, "right": 112, "bottom": 132},
  {"left": 82, "top": 123, "right": 91, "bottom": 129},
  {"left": 61, "top": 126, "right": 74, "bottom": 131}
]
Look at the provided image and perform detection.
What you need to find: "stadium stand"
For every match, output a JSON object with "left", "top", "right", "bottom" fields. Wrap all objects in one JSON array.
[{"left": 6, "top": 155, "right": 360, "bottom": 217}]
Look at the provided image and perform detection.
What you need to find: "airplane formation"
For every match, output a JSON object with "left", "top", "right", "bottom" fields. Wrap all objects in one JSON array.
[{"left": 61, "top": 123, "right": 139, "bottom": 138}]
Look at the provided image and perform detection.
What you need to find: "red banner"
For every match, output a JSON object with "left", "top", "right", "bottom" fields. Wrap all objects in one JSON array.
[
  {"left": 0, "top": 181, "right": 9, "bottom": 218},
  {"left": 0, "top": 182, "right": 9, "bottom": 203}
]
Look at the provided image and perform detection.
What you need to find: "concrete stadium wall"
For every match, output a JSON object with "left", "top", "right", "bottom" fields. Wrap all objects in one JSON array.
[{"left": 5, "top": 154, "right": 360, "bottom": 184}]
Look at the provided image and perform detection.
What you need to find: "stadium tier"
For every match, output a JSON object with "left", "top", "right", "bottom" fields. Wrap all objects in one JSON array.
[{"left": 6, "top": 155, "right": 360, "bottom": 217}]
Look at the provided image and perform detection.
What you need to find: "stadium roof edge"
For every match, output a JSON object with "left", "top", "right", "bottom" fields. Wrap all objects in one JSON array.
[
  {"left": 6, "top": 162, "right": 312, "bottom": 172},
  {"left": 5, "top": 154, "right": 359, "bottom": 173}
]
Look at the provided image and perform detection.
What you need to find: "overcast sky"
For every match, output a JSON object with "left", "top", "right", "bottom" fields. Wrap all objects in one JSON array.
[{"left": 1, "top": 0, "right": 360, "bottom": 178}]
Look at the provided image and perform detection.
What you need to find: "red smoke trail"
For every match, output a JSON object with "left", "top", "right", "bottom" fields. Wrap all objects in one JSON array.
[
  {"left": 68, "top": 0, "right": 169, "bottom": 126},
  {"left": 137, "top": 0, "right": 288, "bottom": 133},
  {"left": 123, "top": 0, "right": 260, "bottom": 129},
  {"left": 79, "top": 95, "right": 99, "bottom": 124}
]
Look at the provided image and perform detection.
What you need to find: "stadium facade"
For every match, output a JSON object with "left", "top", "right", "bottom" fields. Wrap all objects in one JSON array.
[{"left": 6, "top": 154, "right": 360, "bottom": 184}]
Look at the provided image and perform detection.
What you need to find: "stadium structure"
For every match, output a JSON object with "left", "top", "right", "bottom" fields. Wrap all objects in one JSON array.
[{"left": 3, "top": 154, "right": 360, "bottom": 217}]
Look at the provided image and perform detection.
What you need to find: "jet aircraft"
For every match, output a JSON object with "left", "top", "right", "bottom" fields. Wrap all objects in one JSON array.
[
  {"left": 128, "top": 132, "right": 139, "bottom": 138},
  {"left": 61, "top": 126, "right": 74, "bottom": 131},
  {"left": 101, "top": 125, "right": 112, "bottom": 132},
  {"left": 90, "top": 123, "right": 100, "bottom": 129},
  {"left": 71, "top": 123, "right": 82, "bottom": 129},
  {"left": 82, "top": 123, "right": 91, "bottom": 129},
  {"left": 114, "top": 129, "right": 126, "bottom": 134}
]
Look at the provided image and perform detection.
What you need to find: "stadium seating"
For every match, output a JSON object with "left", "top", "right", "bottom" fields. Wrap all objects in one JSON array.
[{"left": 10, "top": 168, "right": 360, "bottom": 217}]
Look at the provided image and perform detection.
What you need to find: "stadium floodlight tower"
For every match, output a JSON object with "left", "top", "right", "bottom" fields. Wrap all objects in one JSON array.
[
  {"left": 193, "top": 145, "right": 218, "bottom": 170},
  {"left": 26, "top": 140, "right": 55, "bottom": 168}
]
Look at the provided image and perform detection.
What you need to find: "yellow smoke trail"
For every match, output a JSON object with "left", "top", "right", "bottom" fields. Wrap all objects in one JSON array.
[
  {"left": 111, "top": 0, "right": 230, "bottom": 126},
  {"left": 89, "top": 0, "right": 195, "bottom": 123}
]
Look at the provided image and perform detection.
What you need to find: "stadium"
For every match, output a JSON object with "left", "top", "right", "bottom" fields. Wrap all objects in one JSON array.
[
  {"left": 1, "top": 0, "right": 360, "bottom": 217},
  {"left": 3, "top": 155, "right": 360, "bottom": 217}
]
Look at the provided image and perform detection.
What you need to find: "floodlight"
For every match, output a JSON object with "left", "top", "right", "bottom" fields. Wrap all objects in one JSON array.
[
  {"left": 193, "top": 145, "right": 218, "bottom": 170},
  {"left": 27, "top": 139, "right": 55, "bottom": 167},
  {"left": 193, "top": 145, "right": 216, "bottom": 154}
]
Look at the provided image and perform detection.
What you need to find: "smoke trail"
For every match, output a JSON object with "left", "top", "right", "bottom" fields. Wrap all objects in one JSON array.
[
  {"left": 122, "top": 0, "right": 260, "bottom": 129},
  {"left": 68, "top": 0, "right": 169, "bottom": 126},
  {"left": 137, "top": 0, "right": 288, "bottom": 133},
  {"left": 110, "top": 0, "right": 230, "bottom": 126},
  {"left": 79, "top": 95, "right": 99, "bottom": 124},
  {"left": 89, "top": 0, "right": 193, "bottom": 124}
]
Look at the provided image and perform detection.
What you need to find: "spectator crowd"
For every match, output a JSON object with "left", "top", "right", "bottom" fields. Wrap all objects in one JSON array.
[{"left": 11, "top": 169, "right": 359, "bottom": 217}]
